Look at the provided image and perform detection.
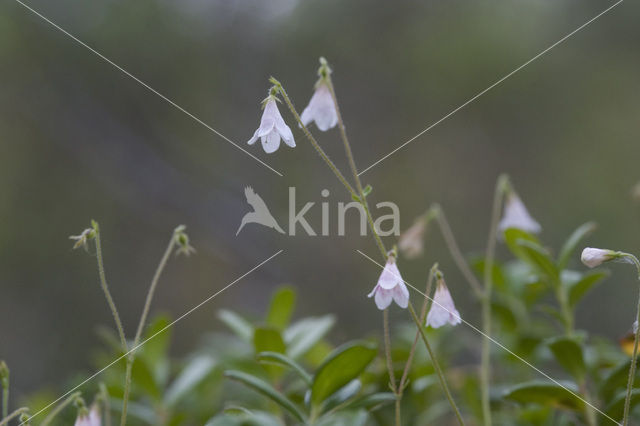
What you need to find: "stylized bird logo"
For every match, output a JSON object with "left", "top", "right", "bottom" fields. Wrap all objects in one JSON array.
[{"left": 236, "top": 186, "right": 285, "bottom": 236}]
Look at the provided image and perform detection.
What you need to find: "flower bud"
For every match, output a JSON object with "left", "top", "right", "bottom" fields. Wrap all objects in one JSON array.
[{"left": 581, "top": 247, "right": 617, "bottom": 268}]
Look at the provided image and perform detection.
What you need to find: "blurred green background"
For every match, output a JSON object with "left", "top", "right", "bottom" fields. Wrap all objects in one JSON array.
[{"left": 1, "top": 0, "right": 639, "bottom": 402}]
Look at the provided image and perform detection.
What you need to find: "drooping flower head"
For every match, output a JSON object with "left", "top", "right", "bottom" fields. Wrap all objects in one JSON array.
[
  {"left": 368, "top": 253, "right": 409, "bottom": 310},
  {"left": 497, "top": 192, "right": 541, "bottom": 235},
  {"left": 300, "top": 58, "right": 338, "bottom": 131},
  {"left": 398, "top": 216, "right": 428, "bottom": 259},
  {"left": 248, "top": 89, "right": 295, "bottom": 154},
  {"left": 426, "top": 272, "right": 461, "bottom": 328},
  {"left": 74, "top": 404, "right": 101, "bottom": 426}
]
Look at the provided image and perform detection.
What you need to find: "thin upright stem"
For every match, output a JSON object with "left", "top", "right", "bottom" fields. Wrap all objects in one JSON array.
[
  {"left": 40, "top": 392, "right": 81, "bottom": 426},
  {"left": 431, "top": 205, "right": 483, "bottom": 298},
  {"left": 480, "top": 175, "right": 507, "bottom": 426},
  {"left": 383, "top": 308, "right": 398, "bottom": 395},
  {"left": 408, "top": 304, "right": 465, "bottom": 426},
  {"left": 0, "top": 408, "right": 28, "bottom": 426},
  {"left": 622, "top": 254, "right": 640, "bottom": 426},
  {"left": 93, "top": 223, "right": 128, "bottom": 352},
  {"left": 120, "top": 230, "right": 178, "bottom": 426},
  {"left": 325, "top": 75, "right": 386, "bottom": 258},
  {"left": 99, "top": 383, "right": 112, "bottom": 426},
  {"left": 399, "top": 265, "right": 436, "bottom": 390},
  {"left": 272, "top": 79, "right": 358, "bottom": 200}
]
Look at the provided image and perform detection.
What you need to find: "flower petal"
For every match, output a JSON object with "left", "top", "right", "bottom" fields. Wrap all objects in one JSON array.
[
  {"left": 378, "top": 262, "right": 402, "bottom": 290},
  {"left": 374, "top": 287, "right": 393, "bottom": 310},
  {"left": 261, "top": 130, "right": 281, "bottom": 154},
  {"left": 392, "top": 282, "right": 409, "bottom": 309},
  {"left": 247, "top": 127, "right": 261, "bottom": 145},
  {"left": 498, "top": 194, "right": 541, "bottom": 234}
]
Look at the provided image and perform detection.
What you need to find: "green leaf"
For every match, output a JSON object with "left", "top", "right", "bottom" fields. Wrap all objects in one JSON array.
[
  {"left": 266, "top": 286, "right": 296, "bottom": 330},
  {"left": 600, "top": 358, "right": 640, "bottom": 402},
  {"left": 164, "top": 355, "right": 216, "bottom": 406},
  {"left": 605, "top": 389, "right": 640, "bottom": 419},
  {"left": 504, "top": 228, "right": 540, "bottom": 259},
  {"left": 311, "top": 341, "right": 378, "bottom": 406},
  {"left": 257, "top": 351, "right": 312, "bottom": 385},
  {"left": 362, "top": 185, "right": 372, "bottom": 197},
  {"left": 321, "top": 379, "right": 362, "bottom": 412},
  {"left": 557, "top": 222, "right": 597, "bottom": 271},
  {"left": 218, "top": 309, "right": 253, "bottom": 342},
  {"left": 139, "top": 315, "right": 172, "bottom": 387},
  {"left": 515, "top": 239, "right": 559, "bottom": 281},
  {"left": 567, "top": 270, "right": 609, "bottom": 308},
  {"left": 346, "top": 392, "right": 396, "bottom": 410},
  {"left": 546, "top": 336, "right": 586, "bottom": 381},
  {"left": 284, "top": 315, "right": 335, "bottom": 359},
  {"left": 502, "top": 381, "right": 583, "bottom": 410},
  {"left": 224, "top": 370, "right": 306, "bottom": 422},
  {"left": 253, "top": 327, "right": 286, "bottom": 354}
]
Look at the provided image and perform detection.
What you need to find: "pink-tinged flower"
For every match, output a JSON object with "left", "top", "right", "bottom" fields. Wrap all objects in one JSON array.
[
  {"left": 581, "top": 247, "right": 617, "bottom": 268},
  {"left": 248, "top": 97, "right": 295, "bottom": 154},
  {"left": 426, "top": 279, "right": 461, "bottom": 328},
  {"left": 497, "top": 193, "right": 541, "bottom": 235},
  {"left": 300, "top": 84, "right": 338, "bottom": 131},
  {"left": 367, "top": 258, "right": 409, "bottom": 310},
  {"left": 74, "top": 405, "right": 101, "bottom": 426},
  {"left": 398, "top": 218, "right": 427, "bottom": 259}
]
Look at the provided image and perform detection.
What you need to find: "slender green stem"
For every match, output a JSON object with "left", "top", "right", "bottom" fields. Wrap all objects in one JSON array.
[
  {"left": 325, "top": 75, "right": 386, "bottom": 258},
  {"left": 0, "top": 408, "right": 28, "bottom": 426},
  {"left": 408, "top": 304, "right": 465, "bottom": 425},
  {"left": 40, "top": 392, "right": 81, "bottom": 426},
  {"left": 120, "top": 230, "right": 178, "bottom": 426},
  {"left": 99, "top": 383, "right": 112, "bottom": 426},
  {"left": 383, "top": 309, "right": 398, "bottom": 394},
  {"left": 431, "top": 205, "right": 483, "bottom": 298},
  {"left": 480, "top": 175, "right": 508, "bottom": 426},
  {"left": 271, "top": 79, "right": 358, "bottom": 199},
  {"left": 555, "top": 283, "right": 574, "bottom": 336},
  {"left": 622, "top": 254, "right": 640, "bottom": 426},
  {"left": 399, "top": 265, "right": 437, "bottom": 391},
  {"left": 93, "top": 222, "right": 128, "bottom": 351}
]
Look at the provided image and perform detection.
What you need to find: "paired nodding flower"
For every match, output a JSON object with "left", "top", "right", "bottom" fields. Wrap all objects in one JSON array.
[
  {"left": 498, "top": 192, "right": 541, "bottom": 235},
  {"left": 368, "top": 255, "right": 410, "bottom": 310},
  {"left": 426, "top": 272, "right": 461, "bottom": 329},
  {"left": 248, "top": 92, "right": 295, "bottom": 154}
]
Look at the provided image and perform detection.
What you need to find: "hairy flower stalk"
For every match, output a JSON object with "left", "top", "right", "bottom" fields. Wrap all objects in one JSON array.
[
  {"left": 0, "top": 408, "right": 29, "bottom": 426},
  {"left": 120, "top": 226, "right": 193, "bottom": 426},
  {"left": 481, "top": 174, "right": 510, "bottom": 426},
  {"left": 581, "top": 248, "right": 640, "bottom": 426}
]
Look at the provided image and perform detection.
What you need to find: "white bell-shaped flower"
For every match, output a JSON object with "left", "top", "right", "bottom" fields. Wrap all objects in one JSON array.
[
  {"left": 426, "top": 279, "right": 461, "bottom": 328},
  {"left": 74, "top": 405, "right": 101, "bottom": 426},
  {"left": 300, "top": 84, "right": 338, "bottom": 131},
  {"left": 367, "top": 258, "right": 409, "bottom": 310},
  {"left": 248, "top": 98, "right": 295, "bottom": 154},
  {"left": 498, "top": 193, "right": 541, "bottom": 234}
]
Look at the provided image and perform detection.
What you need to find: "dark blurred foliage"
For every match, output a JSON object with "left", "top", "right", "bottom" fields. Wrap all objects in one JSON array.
[{"left": 1, "top": 0, "right": 639, "bottom": 401}]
